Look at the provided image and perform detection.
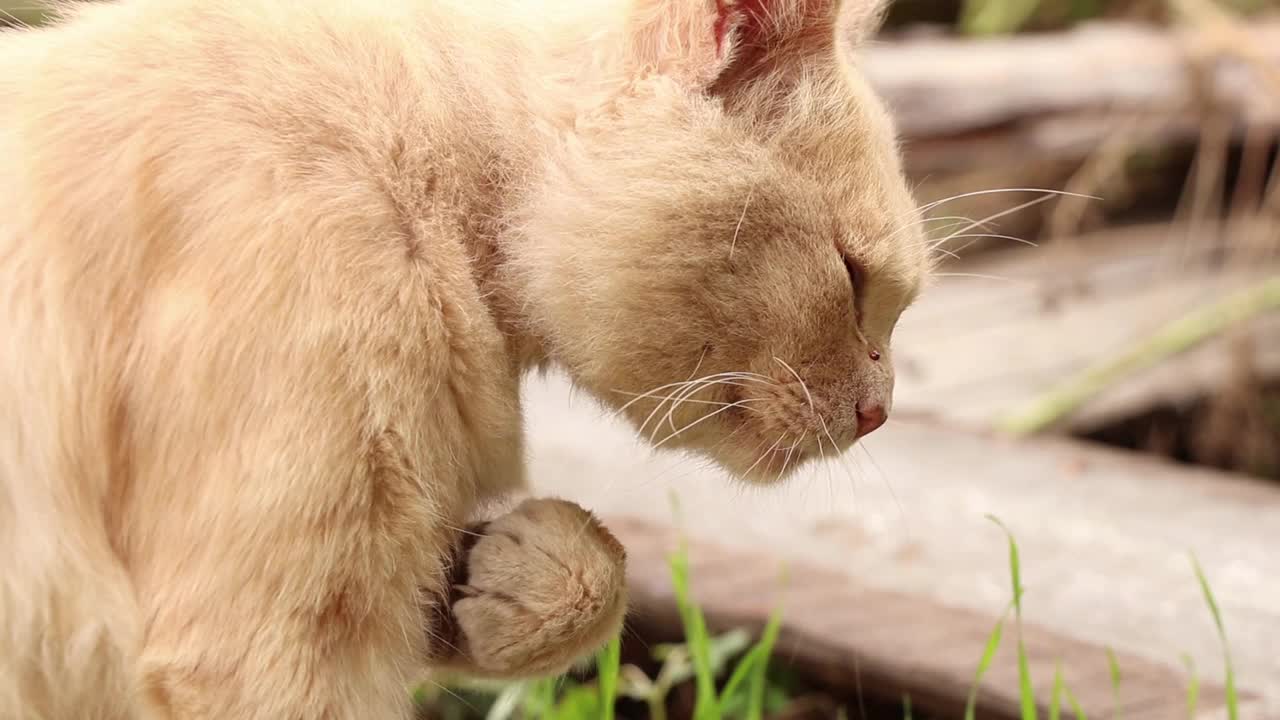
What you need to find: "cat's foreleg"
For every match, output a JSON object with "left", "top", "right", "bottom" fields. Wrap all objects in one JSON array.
[{"left": 426, "top": 498, "right": 627, "bottom": 679}]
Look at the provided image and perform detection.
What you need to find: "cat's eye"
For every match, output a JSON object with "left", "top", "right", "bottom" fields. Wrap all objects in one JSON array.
[
  {"left": 840, "top": 253, "right": 865, "bottom": 297},
  {"left": 839, "top": 251, "right": 867, "bottom": 322}
]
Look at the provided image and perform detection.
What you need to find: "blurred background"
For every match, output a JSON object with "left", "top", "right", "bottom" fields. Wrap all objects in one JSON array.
[{"left": 5, "top": 1, "right": 1278, "bottom": 718}]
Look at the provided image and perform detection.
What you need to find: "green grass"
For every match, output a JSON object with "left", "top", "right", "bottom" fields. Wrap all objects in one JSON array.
[
  {"left": 987, "top": 516, "right": 1038, "bottom": 720},
  {"left": 1048, "top": 665, "right": 1065, "bottom": 720},
  {"left": 419, "top": 515, "right": 1243, "bottom": 720},
  {"left": 1106, "top": 647, "right": 1123, "bottom": 719},
  {"left": 598, "top": 638, "right": 622, "bottom": 720},
  {"left": 668, "top": 541, "right": 718, "bottom": 720},
  {"left": 960, "top": 520, "right": 1241, "bottom": 720},
  {"left": 1183, "top": 655, "right": 1202, "bottom": 720},
  {"left": 1192, "top": 554, "right": 1240, "bottom": 720},
  {"left": 964, "top": 602, "right": 1011, "bottom": 720}
]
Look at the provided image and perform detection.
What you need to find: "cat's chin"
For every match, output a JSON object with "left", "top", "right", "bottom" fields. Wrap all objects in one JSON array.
[{"left": 711, "top": 445, "right": 816, "bottom": 486}]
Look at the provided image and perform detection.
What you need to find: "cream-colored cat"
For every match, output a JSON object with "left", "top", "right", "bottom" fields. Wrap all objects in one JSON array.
[{"left": 0, "top": 0, "right": 928, "bottom": 718}]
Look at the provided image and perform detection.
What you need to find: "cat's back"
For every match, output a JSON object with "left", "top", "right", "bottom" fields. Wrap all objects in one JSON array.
[
  {"left": 0, "top": 0, "right": 452, "bottom": 398},
  {"left": 0, "top": 3, "right": 526, "bottom": 715},
  {"left": 0, "top": 0, "right": 520, "bottom": 526},
  {"left": 0, "top": 0, "right": 506, "bottom": 356},
  {"left": 1, "top": 0, "right": 461, "bottom": 223}
]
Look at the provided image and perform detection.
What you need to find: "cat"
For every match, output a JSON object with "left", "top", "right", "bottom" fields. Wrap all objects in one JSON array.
[{"left": 0, "top": 0, "right": 930, "bottom": 718}]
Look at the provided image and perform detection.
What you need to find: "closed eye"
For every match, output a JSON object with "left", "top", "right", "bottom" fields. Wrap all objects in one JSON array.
[{"left": 840, "top": 252, "right": 865, "bottom": 316}]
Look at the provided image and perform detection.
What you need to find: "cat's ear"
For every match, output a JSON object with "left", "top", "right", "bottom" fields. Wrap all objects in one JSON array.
[{"left": 624, "top": 0, "right": 849, "bottom": 89}]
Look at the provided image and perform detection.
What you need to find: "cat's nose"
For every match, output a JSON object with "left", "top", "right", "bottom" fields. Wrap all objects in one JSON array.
[{"left": 855, "top": 403, "right": 888, "bottom": 438}]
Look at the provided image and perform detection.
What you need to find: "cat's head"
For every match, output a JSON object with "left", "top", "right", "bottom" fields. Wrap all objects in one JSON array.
[{"left": 516, "top": 0, "right": 931, "bottom": 484}]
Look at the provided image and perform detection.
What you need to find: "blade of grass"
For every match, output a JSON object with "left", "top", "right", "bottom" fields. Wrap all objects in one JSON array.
[
  {"left": 987, "top": 516, "right": 1037, "bottom": 720},
  {"left": 668, "top": 540, "right": 719, "bottom": 720},
  {"left": 1182, "top": 655, "right": 1201, "bottom": 720},
  {"left": 597, "top": 636, "right": 622, "bottom": 720},
  {"left": 666, "top": 491, "right": 716, "bottom": 719},
  {"left": 534, "top": 679, "right": 559, "bottom": 719},
  {"left": 964, "top": 603, "right": 1012, "bottom": 720},
  {"left": 565, "top": 684, "right": 607, "bottom": 720},
  {"left": 1191, "top": 554, "right": 1238, "bottom": 720},
  {"left": 1049, "top": 665, "right": 1064, "bottom": 720},
  {"left": 1063, "top": 682, "right": 1089, "bottom": 720},
  {"left": 746, "top": 604, "right": 783, "bottom": 720},
  {"left": 1106, "top": 648, "right": 1122, "bottom": 720},
  {"left": 718, "top": 648, "right": 762, "bottom": 717},
  {"left": 903, "top": 694, "right": 914, "bottom": 720}
]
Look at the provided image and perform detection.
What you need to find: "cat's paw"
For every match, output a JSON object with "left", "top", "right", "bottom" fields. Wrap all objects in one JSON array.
[{"left": 450, "top": 498, "right": 627, "bottom": 678}]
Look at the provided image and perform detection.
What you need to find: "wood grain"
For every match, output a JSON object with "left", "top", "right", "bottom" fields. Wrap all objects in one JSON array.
[{"left": 612, "top": 517, "right": 1254, "bottom": 720}]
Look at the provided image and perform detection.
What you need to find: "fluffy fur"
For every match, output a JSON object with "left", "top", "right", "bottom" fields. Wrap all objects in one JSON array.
[{"left": 0, "top": 0, "right": 928, "bottom": 717}]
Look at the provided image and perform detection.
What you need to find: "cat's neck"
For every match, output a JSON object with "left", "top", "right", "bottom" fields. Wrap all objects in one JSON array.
[{"left": 416, "top": 1, "right": 635, "bottom": 374}]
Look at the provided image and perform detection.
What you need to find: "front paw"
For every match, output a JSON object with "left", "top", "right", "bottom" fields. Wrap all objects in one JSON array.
[{"left": 450, "top": 499, "right": 627, "bottom": 678}]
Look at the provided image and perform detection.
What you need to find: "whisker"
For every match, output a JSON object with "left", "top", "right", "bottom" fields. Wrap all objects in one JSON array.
[
  {"left": 652, "top": 399, "right": 760, "bottom": 450},
  {"left": 688, "top": 345, "right": 710, "bottom": 380},
  {"left": 658, "top": 376, "right": 733, "bottom": 436},
  {"left": 858, "top": 444, "right": 907, "bottom": 532},
  {"left": 817, "top": 415, "right": 841, "bottom": 456},
  {"left": 818, "top": 414, "right": 866, "bottom": 503},
  {"left": 924, "top": 217, "right": 1004, "bottom": 239},
  {"left": 416, "top": 680, "right": 477, "bottom": 713},
  {"left": 742, "top": 432, "right": 787, "bottom": 478},
  {"left": 613, "top": 371, "right": 774, "bottom": 437},
  {"left": 773, "top": 357, "right": 814, "bottom": 410},
  {"left": 614, "top": 372, "right": 774, "bottom": 414},
  {"left": 916, "top": 187, "right": 1101, "bottom": 215},
  {"left": 814, "top": 425, "right": 837, "bottom": 494},
  {"left": 0, "top": 7, "right": 32, "bottom": 29},
  {"left": 884, "top": 214, "right": 987, "bottom": 243},
  {"left": 654, "top": 375, "right": 765, "bottom": 440},
  {"left": 611, "top": 391, "right": 756, "bottom": 409},
  {"left": 903, "top": 218, "right": 1003, "bottom": 252},
  {"left": 776, "top": 433, "right": 807, "bottom": 484},
  {"left": 932, "top": 232, "right": 1039, "bottom": 250},
  {"left": 933, "top": 272, "right": 1030, "bottom": 284},
  {"left": 933, "top": 231, "right": 1040, "bottom": 261},
  {"left": 931, "top": 194, "right": 1062, "bottom": 248},
  {"left": 728, "top": 187, "right": 755, "bottom": 261}
]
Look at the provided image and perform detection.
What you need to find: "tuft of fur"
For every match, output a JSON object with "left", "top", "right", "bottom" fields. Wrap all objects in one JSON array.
[{"left": 0, "top": 0, "right": 925, "bottom": 717}]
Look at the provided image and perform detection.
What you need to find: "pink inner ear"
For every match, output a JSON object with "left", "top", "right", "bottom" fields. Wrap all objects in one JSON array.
[
  {"left": 713, "top": 0, "right": 779, "bottom": 57},
  {"left": 713, "top": 0, "right": 736, "bottom": 56}
]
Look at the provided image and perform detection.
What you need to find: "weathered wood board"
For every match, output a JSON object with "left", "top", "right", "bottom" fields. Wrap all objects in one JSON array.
[
  {"left": 889, "top": 223, "right": 1280, "bottom": 432},
  {"left": 862, "top": 20, "right": 1280, "bottom": 242},
  {"left": 523, "top": 373, "right": 1280, "bottom": 718},
  {"left": 615, "top": 517, "right": 1245, "bottom": 720},
  {"left": 865, "top": 21, "right": 1280, "bottom": 139}
]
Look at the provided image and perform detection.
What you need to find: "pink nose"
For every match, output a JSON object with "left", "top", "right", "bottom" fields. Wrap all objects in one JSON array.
[{"left": 856, "top": 404, "right": 888, "bottom": 438}]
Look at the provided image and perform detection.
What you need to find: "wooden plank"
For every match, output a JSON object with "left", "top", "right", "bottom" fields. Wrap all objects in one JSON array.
[
  {"left": 613, "top": 517, "right": 1246, "bottom": 720},
  {"left": 524, "top": 374, "right": 1280, "bottom": 717},
  {"left": 863, "top": 22, "right": 1280, "bottom": 139},
  {"left": 858, "top": 21, "right": 1280, "bottom": 244},
  {"left": 889, "top": 222, "right": 1280, "bottom": 430}
]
